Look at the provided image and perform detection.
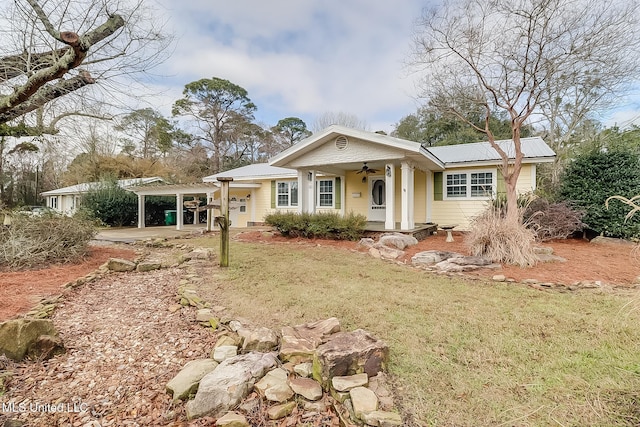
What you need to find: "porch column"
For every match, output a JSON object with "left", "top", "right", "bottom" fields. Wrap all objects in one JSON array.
[
  {"left": 302, "top": 170, "right": 316, "bottom": 214},
  {"left": 401, "top": 161, "right": 415, "bottom": 230},
  {"left": 206, "top": 192, "right": 212, "bottom": 231},
  {"left": 385, "top": 163, "right": 395, "bottom": 230},
  {"left": 250, "top": 189, "right": 256, "bottom": 224},
  {"left": 193, "top": 197, "right": 199, "bottom": 225},
  {"left": 137, "top": 194, "right": 145, "bottom": 229},
  {"left": 297, "top": 170, "right": 306, "bottom": 214},
  {"left": 176, "top": 193, "right": 184, "bottom": 231}
]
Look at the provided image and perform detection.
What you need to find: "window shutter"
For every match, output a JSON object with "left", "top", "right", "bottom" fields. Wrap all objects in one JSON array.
[
  {"left": 335, "top": 177, "right": 341, "bottom": 209},
  {"left": 433, "top": 172, "right": 443, "bottom": 201},
  {"left": 496, "top": 172, "right": 506, "bottom": 197},
  {"left": 270, "top": 180, "right": 276, "bottom": 208}
]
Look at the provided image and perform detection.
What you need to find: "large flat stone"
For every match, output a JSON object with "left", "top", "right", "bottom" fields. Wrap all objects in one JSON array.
[
  {"left": 255, "top": 368, "right": 293, "bottom": 403},
  {"left": 350, "top": 386, "right": 378, "bottom": 419},
  {"left": 238, "top": 327, "right": 279, "bottom": 352},
  {"left": 166, "top": 359, "right": 218, "bottom": 402},
  {"left": 186, "top": 352, "right": 277, "bottom": 419},
  {"left": 289, "top": 377, "right": 323, "bottom": 401}
]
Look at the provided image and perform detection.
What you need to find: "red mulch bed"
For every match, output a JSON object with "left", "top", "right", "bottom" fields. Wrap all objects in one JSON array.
[{"left": 0, "top": 246, "right": 136, "bottom": 321}]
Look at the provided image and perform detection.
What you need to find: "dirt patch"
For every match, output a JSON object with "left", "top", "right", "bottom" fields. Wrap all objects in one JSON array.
[
  {"left": 236, "top": 230, "right": 640, "bottom": 286},
  {"left": 0, "top": 245, "right": 136, "bottom": 321}
]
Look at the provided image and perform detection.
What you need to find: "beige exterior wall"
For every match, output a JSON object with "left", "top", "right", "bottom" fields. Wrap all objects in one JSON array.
[
  {"left": 225, "top": 164, "right": 537, "bottom": 229},
  {"left": 430, "top": 164, "right": 536, "bottom": 230}
]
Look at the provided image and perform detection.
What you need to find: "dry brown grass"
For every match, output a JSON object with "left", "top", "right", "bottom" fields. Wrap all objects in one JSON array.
[{"left": 465, "top": 206, "right": 538, "bottom": 267}]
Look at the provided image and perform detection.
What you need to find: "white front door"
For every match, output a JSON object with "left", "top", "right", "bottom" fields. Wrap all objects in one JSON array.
[{"left": 368, "top": 176, "right": 386, "bottom": 221}]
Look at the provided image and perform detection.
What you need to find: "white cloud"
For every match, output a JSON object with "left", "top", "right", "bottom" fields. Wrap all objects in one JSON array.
[{"left": 152, "top": 0, "right": 427, "bottom": 132}]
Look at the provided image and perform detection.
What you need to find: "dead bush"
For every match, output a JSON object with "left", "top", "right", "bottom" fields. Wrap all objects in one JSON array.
[
  {"left": 0, "top": 212, "right": 96, "bottom": 270},
  {"left": 524, "top": 199, "right": 586, "bottom": 241},
  {"left": 465, "top": 206, "right": 538, "bottom": 267}
]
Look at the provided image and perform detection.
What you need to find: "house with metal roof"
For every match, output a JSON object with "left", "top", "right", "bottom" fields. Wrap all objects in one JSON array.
[{"left": 196, "top": 125, "right": 554, "bottom": 231}]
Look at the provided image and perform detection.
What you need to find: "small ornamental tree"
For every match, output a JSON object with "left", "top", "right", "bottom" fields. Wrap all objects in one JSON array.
[{"left": 560, "top": 149, "right": 640, "bottom": 238}]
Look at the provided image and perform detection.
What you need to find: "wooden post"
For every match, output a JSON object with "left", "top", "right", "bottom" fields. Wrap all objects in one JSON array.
[{"left": 217, "top": 177, "right": 233, "bottom": 267}]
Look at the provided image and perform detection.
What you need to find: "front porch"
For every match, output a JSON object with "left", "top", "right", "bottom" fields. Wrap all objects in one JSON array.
[{"left": 363, "top": 221, "right": 438, "bottom": 241}]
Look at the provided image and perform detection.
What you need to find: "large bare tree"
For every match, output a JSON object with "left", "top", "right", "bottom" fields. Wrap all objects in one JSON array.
[
  {"left": 0, "top": 0, "right": 171, "bottom": 133},
  {"left": 413, "top": 0, "right": 640, "bottom": 224}
]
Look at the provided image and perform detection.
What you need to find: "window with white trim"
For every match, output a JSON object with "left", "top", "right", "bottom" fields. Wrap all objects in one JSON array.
[
  {"left": 317, "top": 179, "right": 334, "bottom": 207},
  {"left": 445, "top": 170, "right": 495, "bottom": 199},
  {"left": 276, "top": 181, "right": 298, "bottom": 207},
  {"left": 49, "top": 196, "right": 58, "bottom": 209}
]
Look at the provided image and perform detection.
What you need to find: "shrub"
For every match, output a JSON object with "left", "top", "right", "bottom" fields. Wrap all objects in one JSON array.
[
  {"left": 81, "top": 180, "right": 137, "bottom": 227},
  {"left": 560, "top": 149, "right": 640, "bottom": 239},
  {"left": 465, "top": 206, "right": 538, "bottom": 267},
  {"left": 265, "top": 211, "right": 367, "bottom": 241},
  {"left": 523, "top": 198, "right": 586, "bottom": 241},
  {"left": 0, "top": 212, "right": 96, "bottom": 270}
]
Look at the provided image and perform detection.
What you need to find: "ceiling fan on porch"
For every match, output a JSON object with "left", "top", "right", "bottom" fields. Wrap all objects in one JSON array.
[
  {"left": 355, "top": 162, "right": 378, "bottom": 175},
  {"left": 355, "top": 162, "right": 378, "bottom": 183}
]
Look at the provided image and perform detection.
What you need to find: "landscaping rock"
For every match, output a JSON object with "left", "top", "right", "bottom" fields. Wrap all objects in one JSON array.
[
  {"left": 186, "top": 352, "right": 278, "bottom": 419},
  {"left": 378, "top": 233, "right": 418, "bottom": 250},
  {"left": 213, "top": 345, "right": 238, "bottom": 363},
  {"left": 136, "top": 262, "right": 161, "bottom": 272},
  {"left": 106, "top": 258, "right": 136, "bottom": 272},
  {"left": 215, "top": 334, "right": 240, "bottom": 348},
  {"left": 350, "top": 386, "right": 378, "bottom": 419},
  {"left": 280, "top": 318, "right": 341, "bottom": 363},
  {"left": 332, "top": 373, "right": 369, "bottom": 391},
  {"left": 0, "top": 319, "right": 63, "bottom": 361},
  {"left": 267, "top": 401, "right": 296, "bottom": 420},
  {"left": 196, "top": 309, "right": 219, "bottom": 327},
  {"left": 238, "top": 327, "right": 278, "bottom": 352},
  {"left": 289, "top": 377, "right": 323, "bottom": 401},
  {"left": 313, "top": 329, "right": 389, "bottom": 387},
  {"left": 492, "top": 274, "right": 506, "bottom": 282},
  {"left": 372, "top": 244, "right": 405, "bottom": 260},
  {"left": 361, "top": 410, "right": 403, "bottom": 426},
  {"left": 590, "top": 236, "right": 635, "bottom": 246},
  {"left": 294, "top": 362, "right": 313, "bottom": 377},
  {"left": 255, "top": 368, "right": 293, "bottom": 402},
  {"left": 533, "top": 246, "right": 554, "bottom": 255},
  {"left": 166, "top": 359, "right": 218, "bottom": 402},
  {"left": 411, "top": 250, "right": 459, "bottom": 267},
  {"left": 357, "top": 238, "right": 376, "bottom": 248},
  {"left": 216, "top": 411, "right": 249, "bottom": 427}
]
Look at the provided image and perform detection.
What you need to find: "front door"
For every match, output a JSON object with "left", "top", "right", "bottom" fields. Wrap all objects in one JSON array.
[{"left": 368, "top": 176, "right": 386, "bottom": 221}]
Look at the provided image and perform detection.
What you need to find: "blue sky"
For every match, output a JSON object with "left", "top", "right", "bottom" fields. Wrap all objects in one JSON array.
[
  {"left": 146, "top": 0, "right": 640, "bottom": 134},
  {"left": 150, "top": 0, "right": 428, "bottom": 133}
]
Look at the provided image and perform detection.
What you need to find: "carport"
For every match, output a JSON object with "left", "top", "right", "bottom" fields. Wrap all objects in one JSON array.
[{"left": 127, "top": 182, "right": 258, "bottom": 231}]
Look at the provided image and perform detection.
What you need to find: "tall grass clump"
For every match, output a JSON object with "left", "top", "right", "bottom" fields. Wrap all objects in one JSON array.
[
  {"left": 0, "top": 212, "right": 96, "bottom": 270},
  {"left": 465, "top": 205, "right": 538, "bottom": 267},
  {"left": 265, "top": 211, "right": 366, "bottom": 240}
]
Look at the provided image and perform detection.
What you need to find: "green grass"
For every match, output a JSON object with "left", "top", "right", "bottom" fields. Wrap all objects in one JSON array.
[{"left": 182, "top": 235, "right": 640, "bottom": 426}]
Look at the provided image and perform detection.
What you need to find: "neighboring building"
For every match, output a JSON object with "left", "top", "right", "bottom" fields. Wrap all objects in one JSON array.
[
  {"left": 129, "top": 125, "right": 555, "bottom": 231},
  {"left": 41, "top": 177, "right": 164, "bottom": 215}
]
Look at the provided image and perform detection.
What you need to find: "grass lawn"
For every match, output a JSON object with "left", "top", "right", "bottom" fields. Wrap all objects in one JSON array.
[{"left": 183, "top": 235, "right": 640, "bottom": 427}]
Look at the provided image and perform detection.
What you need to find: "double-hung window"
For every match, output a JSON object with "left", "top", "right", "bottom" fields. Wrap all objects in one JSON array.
[
  {"left": 317, "top": 179, "right": 334, "bottom": 207},
  {"left": 276, "top": 181, "right": 298, "bottom": 208},
  {"left": 444, "top": 170, "right": 495, "bottom": 199}
]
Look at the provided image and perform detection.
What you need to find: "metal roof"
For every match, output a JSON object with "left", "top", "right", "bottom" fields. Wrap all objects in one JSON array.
[
  {"left": 426, "top": 137, "right": 555, "bottom": 165},
  {"left": 41, "top": 177, "right": 164, "bottom": 196},
  {"left": 203, "top": 163, "right": 297, "bottom": 182}
]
